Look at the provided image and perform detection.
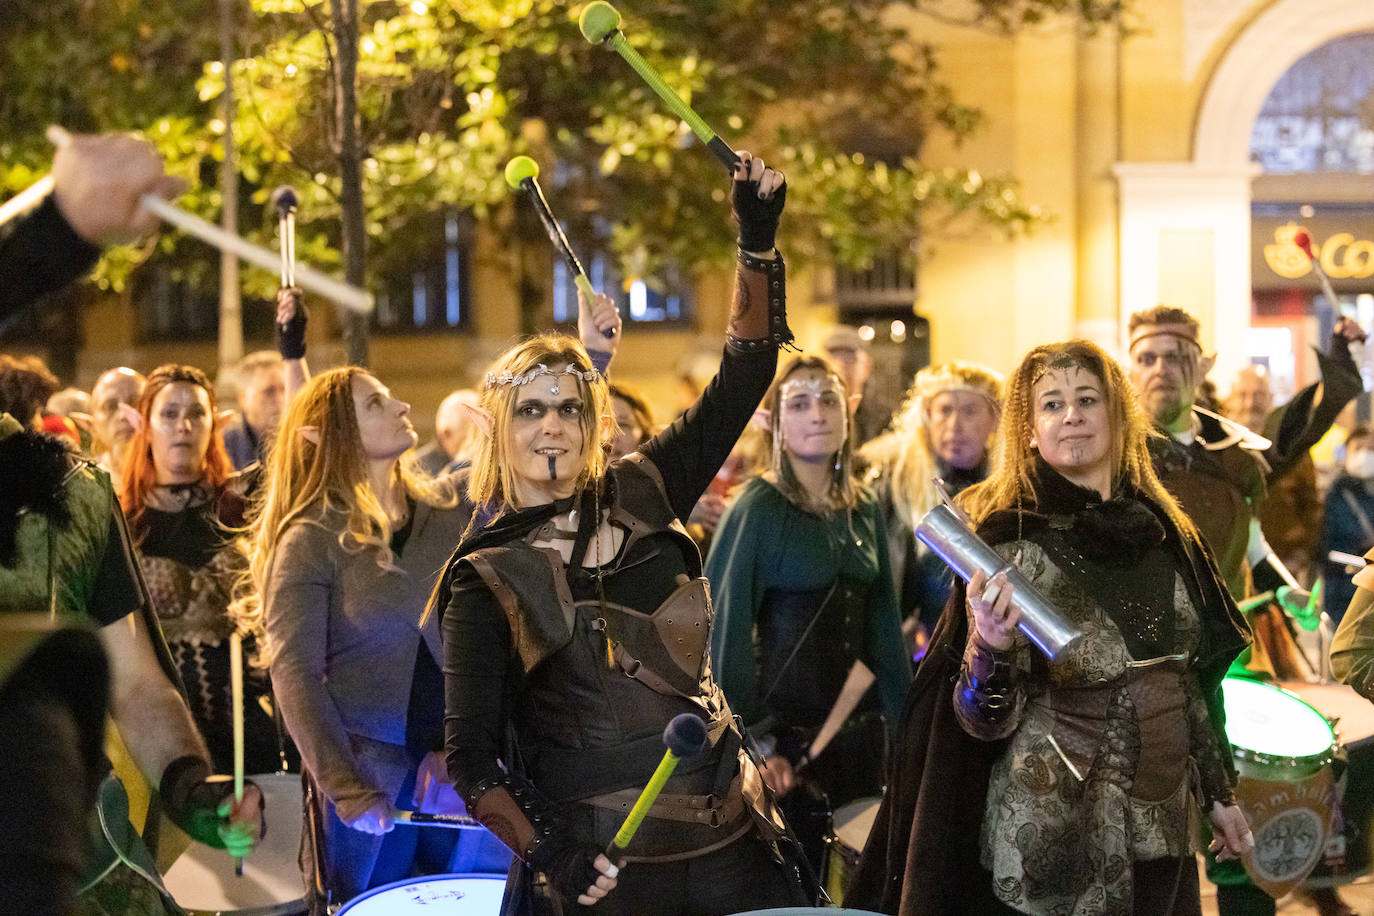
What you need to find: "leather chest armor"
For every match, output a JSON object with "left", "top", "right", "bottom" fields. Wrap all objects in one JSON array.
[{"left": 461, "top": 456, "right": 778, "bottom": 859}]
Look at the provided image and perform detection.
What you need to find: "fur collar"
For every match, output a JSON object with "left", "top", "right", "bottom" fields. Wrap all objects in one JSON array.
[
  {"left": 980, "top": 456, "right": 1166, "bottom": 563},
  {"left": 0, "top": 415, "right": 76, "bottom": 565}
]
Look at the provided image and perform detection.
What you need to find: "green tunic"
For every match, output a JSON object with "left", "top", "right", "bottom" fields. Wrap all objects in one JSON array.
[{"left": 706, "top": 476, "right": 910, "bottom": 734}]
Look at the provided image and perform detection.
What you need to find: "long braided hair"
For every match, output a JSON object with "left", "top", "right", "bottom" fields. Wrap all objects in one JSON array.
[{"left": 958, "top": 339, "right": 1197, "bottom": 543}]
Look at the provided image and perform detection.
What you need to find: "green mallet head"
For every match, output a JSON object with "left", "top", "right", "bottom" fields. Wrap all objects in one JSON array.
[
  {"left": 579, "top": 1, "right": 621, "bottom": 44},
  {"left": 504, "top": 156, "right": 540, "bottom": 190}
]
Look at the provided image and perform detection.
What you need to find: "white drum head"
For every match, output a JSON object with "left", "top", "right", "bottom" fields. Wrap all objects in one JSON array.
[
  {"left": 831, "top": 797, "right": 881, "bottom": 855},
  {"left": 337, "top": 874, "right": 506, "bottom": 914},
  {"left": 161, "top": 772, "right": 305, "bottom": 916}
]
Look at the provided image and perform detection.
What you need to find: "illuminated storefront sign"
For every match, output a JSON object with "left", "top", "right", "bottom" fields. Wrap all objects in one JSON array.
[{"left": 1253, "top": 214, "right": 1374, "bottom": 290}]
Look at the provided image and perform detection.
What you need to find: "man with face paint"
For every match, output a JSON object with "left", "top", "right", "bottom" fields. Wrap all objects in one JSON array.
[
  {"left": 1128, "top": 305, "right": 1365, "bottom": 916},
  {"left": 1127, "top": 306, "right": 1363, "bottom": 602}
]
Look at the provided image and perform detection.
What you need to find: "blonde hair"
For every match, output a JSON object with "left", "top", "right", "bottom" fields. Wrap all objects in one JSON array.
[
  {"left": 860, "top": 361, "right": 1002, "bottom": 531},
  {"left": 235, "top": 367, "right": 455, "bottom": 663},
  {"left": 958, "top": 339, "right": 1197, "bottom": 543},
  {"left": 761, "top": 354, "right": 858, "bottom": 512},
  {"left": 468, "top": 333, "right": 616, "bottom": 518}
]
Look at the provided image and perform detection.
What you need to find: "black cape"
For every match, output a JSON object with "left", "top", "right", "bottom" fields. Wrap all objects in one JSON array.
[{"left": 845, "top": 467, "right": 1249, "bottom": 915}]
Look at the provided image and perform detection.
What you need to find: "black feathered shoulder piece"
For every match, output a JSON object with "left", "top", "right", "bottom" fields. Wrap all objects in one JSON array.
[{"left": 0, "top": 421, "right": 77, "bottom": 566}]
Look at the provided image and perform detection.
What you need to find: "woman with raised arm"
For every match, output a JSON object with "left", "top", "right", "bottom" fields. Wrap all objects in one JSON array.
[
  {"left": 437, "top": 154, "right": 809, "bottom": 915},
  {"left": 849, "top": 340, "right": 1253, "bottom": 916}
]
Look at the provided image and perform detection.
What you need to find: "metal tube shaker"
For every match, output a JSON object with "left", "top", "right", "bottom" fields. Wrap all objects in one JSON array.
[{"left": 915, "top": 504, "right": 1084, "bottom": 661}]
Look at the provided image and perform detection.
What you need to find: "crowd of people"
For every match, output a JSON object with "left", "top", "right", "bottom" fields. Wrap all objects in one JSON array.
[{"left": 6, "top": 129, "right": 1374, "bottom": 916}]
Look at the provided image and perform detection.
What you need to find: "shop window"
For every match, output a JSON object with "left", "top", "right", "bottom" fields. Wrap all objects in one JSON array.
[{"left": 132, "top": 265, "right": 275, "bottom": 343}]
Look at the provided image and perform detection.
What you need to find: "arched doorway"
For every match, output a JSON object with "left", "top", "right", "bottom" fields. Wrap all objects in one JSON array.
[{"left": 1114, "top": 0, "right": 1374, "bottom": 386}]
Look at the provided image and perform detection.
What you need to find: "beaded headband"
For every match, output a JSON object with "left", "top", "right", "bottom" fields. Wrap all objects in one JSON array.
[{"left": 484, "top": 363, "right": 598, "bottom": 396}]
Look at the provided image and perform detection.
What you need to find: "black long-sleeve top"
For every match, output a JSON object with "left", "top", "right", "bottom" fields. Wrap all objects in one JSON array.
[
  {"left": 442, "top": 342, "right": 777, "bottom": 799},
  {"left": 0, "top": 194, "right": 99, "bottom": 320}
]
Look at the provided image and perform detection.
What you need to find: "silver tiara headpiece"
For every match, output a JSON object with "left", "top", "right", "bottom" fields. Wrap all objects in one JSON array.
[
  {"left": 779, "top": 375, "right": 843, "bottom": 401},
  {"left": 484, "top": 363, "right": 599, "bottom": 396}
]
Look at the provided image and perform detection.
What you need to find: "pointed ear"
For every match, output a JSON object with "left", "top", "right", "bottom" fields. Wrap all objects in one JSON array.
[
  {"left": 462, "top": 402, "right": 493, "bottom": 439},
  {"left": 1198, "top": 352, "right": 1217, "bottom": 378},
  {"left": 749, "top": 408, "right": 772, "bottom": 432},
  {"left": 117, "top": 402, "right": 145, "bottom": 433},
  {"left": 216, "top": 409, "right": 237, "bottom": 429},
  {"left": 848, "top": 393, "right": 863, "bottom": 414},
  {"left": 298, "top": 425, "right": 320, "bottom": 445}
]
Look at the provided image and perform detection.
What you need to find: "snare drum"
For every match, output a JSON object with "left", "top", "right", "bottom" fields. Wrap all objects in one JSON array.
[
  {"left": 1222, "top": 677, "right": 1339, "bottom": 899},
  {"left": 335, "top": 874, "right": 505, "bottom": 914},
  {"left": 160, "top": 772, "right": 305, "bottom": 916},
  {"left": 824, "top": 796, "right": 880, "bottom": 906}
]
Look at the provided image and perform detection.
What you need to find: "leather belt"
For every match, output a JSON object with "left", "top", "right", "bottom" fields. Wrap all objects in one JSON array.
[{"left": 582, "top": 772, "right": 749, "bottom": 829}]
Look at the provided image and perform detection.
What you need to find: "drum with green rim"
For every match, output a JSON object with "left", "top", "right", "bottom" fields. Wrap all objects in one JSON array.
[{"left": 1221, "top": 677, "right": 1335, "bottom": 779}]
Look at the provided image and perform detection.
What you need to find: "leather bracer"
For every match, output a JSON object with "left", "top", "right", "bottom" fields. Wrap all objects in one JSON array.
[
  {"left": 727, "top": 250, "right": 793, "bottom": 353},
  {"left": 954, "top": 633, "right": 1022, "bottom": 740},
  {"left": 463, "top": 772, "right": 554, "bottom": 864}
]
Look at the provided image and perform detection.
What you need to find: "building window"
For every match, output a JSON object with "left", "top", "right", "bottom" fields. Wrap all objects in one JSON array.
[
  {"left": 834, "top": 249, "right": 917, "bottom": 310},
  {"left": 132, "top": 265, "right": 275, "bottom": 343},
  {"left": 374, "top": 211, "right": 470, "bottom": 332},
  {"left": 552, "top": 252, "right": 690, "bottom": 327},
  {"left": 1250, "top": 31, "right": 1374, "bottom": 174}
]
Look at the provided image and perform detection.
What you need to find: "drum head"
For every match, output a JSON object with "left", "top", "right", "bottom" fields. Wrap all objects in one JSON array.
[
  {"left": 161, "top": 772, "right": 305, "bottom": 916},
  {"left": 1222, "top": 677, "right": 1335, "bottom": 769},
  {"left": 337, "top": 874, "right": 505, "bottom": 914},
  {"left": 831, "top": 797, "right": 881, "bottom": 856}
]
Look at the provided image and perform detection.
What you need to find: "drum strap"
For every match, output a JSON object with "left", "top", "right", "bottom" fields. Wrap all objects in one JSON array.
[{"left": 77, "top": 775, "right": 175, "bottom": 904}]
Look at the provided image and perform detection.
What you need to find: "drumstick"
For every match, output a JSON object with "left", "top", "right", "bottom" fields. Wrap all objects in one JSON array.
[
  {"left": 1293, "top": 229, "right": 1342, "bottom": 308},
  {"left": 798, "top": 660, "right": 874, "bottom": 770},
  {"left": 1235, "top": 591, "right": 1275, "bottom": 613},
  {"left": 139, "top": 196, "right": 373, "bottom": 314},
  {"left": 503, "top": 156, "right": 613, "bottom": 338},
  {"left": 0, "top": 174, "right": 56, "bottom": 227},
  {"left": 230, "top": 631, "right": 245, "bottom": 877},
  {"left": 394, "top": 810, "right": 482, "bottom": 828},
  {"left": 39, "top": 125, "right": 372, "bottom": 313},
  {"left": 579, "top": 2, "right": 740, "bottom": 171}
]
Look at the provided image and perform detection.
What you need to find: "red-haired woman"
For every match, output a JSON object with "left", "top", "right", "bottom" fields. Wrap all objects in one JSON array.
[{"left": 118, "top": 363, "right": 280, "bottom": 774}]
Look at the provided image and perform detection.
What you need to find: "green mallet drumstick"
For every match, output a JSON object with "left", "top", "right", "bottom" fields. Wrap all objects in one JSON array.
[
  {"left": 605, "top": 713, "right": 709, "bottom": 863},
  {"left": 579, "top": 2, "right": 740, "bottom": 172},
  {"left": 503, "top": 156, "right": 612, "bottom": 338}
]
